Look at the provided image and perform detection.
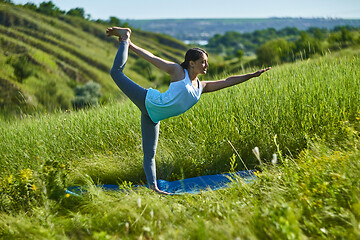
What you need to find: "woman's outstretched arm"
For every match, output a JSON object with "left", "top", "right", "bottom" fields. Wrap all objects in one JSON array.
[
  {"left": 107, "top": 27, "right": 183, "bottom": 78},
  {"left": 129, "top": 41, "right": 183, "bottom": 78},
  {"left": 201, "top": 67, "right": 271, "bottom": 93}
]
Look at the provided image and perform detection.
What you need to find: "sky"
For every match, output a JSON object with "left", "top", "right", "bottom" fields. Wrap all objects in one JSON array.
[{"left": 11, "top": 0, "right": 360, "bottom": 20}]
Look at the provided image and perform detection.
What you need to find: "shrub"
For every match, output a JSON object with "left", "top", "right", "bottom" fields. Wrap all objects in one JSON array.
[
  {"left": 8, "top": 55, "right": 33, "bottom": 82},
  {"left": 131, "top": 58, "right": 156, "bottom": 82},
  {"left": 256, "top": 39, "right": 294, "bottom": 66},
  {"left": 72, "top": 81, "right": 102, "bottom": 109}
]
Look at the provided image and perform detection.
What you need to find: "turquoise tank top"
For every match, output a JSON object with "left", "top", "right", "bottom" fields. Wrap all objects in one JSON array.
[{"left": 145, "top": 69, "right": 203, "bottom": 123}]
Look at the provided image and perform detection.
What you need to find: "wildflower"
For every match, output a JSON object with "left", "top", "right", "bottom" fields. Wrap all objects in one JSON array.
[
  {"left": 271, "top": 153, "right": 278, "bottom": 164},
  {"left": 253, "top": 171, "right": 261, "bottom": 177},
  {"left": 5, "top": 175, "right": 13, "bottom": 184},
  {"left": 320, "top": 228, "right": 328, "bottom": 234},
  {"left": 137, "top": 197, "right": 142, "bottom": 208},
  {"left": 299, "top": 195, "right": 308, "bottom": 202},
  {"left": 61, "top": 164, "right": 66, "bottom": 168},
  {"left": 32, "top": 185, "right": 37, "bottom": 191},
  {"left": 20, "top": 169, "right": 33, "bottom": 182},
  {"left": 125, "top": 222, "right": 130, "bottom": 233},
  {"left": 319, "top": 182, "right": 329, "bottom": 192},
  {"left": 315, "top": 200, "right": 323, "bottom": 208},
  {"left": 252, "top": 147, "right": 260, "bottom": 160},
  {"left": 65, "top": 193, "right": 70, "bottom": 198}
]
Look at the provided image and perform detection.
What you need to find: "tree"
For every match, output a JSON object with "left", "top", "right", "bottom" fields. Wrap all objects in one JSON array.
[
  {"left": 37, "top": 1, "right": 64, "bottom": 16},
  {"left": 0, "top": 0, "right": 13, "bottom": 3},
  {"left": 294, "top": 32, "right": 323, "bottom": 59},
  {"left": 109, "top": 16, "right": 121, "bottom": 26},
  {"left": 23, "top": 3, "right": 37, "bottom": 11},
  {"left": 236, "top": 49, "right": 244, "bottom": 60},
  {"left": 308, "top": 27, "right": 326, "bottom": 41},
  {"left": 340, "top": 27, "right": 354, "bottom": 45},
  {"left": 256, "top": 39, "right": 294, "bottom": 66},
  {"left": 66, "top": 8, "right": 85, "bottom": 18}
]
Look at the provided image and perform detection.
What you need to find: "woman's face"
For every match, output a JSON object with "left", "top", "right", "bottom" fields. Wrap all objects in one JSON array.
[{"left": 191, "top": 53, "right": 208, "bottom": 75}]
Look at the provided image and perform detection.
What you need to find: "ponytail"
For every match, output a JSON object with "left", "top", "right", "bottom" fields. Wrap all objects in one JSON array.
[{"left": 180, "top": 61, "right": 189, "bottom": 69}]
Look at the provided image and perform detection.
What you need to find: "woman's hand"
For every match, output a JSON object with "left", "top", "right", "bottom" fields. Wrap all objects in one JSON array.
[{"left": 252, "top": 67, "right": 271, "bottom": 77}]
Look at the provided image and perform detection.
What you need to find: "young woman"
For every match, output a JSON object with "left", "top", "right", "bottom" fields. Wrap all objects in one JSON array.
[{"left": 106, "top": 27, "right": 270, "bottom": 195}]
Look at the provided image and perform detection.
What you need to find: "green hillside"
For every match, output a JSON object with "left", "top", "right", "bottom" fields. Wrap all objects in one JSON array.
[{"left": 0, "top": 3, "right": 188, "bottom": 117}]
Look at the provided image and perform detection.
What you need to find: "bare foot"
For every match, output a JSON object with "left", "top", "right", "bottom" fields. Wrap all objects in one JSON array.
[
  {"left": 153, "top": 187, "right": 173, "bottom": 195},
  {"left": 106, "top": 27, "right": 131, "bottom": 40}
]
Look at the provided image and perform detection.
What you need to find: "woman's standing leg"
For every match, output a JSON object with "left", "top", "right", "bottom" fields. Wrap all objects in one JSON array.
[
  {"left": 141, "top": 113, "right": 160, "bottom": 188},
  {"left": 141, "top": 113, "right": 170, "bottom": 194}
]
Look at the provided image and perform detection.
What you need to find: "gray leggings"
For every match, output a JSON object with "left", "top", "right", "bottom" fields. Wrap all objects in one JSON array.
[{"left": 110, "top": 40, "right": 159, "bottom": 188}]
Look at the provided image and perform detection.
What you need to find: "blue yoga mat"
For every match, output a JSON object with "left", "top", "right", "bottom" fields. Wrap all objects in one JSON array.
[{"left": 66, "top": 170, "right": 256, "bottom": 195}]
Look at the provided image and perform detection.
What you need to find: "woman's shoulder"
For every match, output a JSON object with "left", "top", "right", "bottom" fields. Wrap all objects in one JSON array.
[{"left": 170, "top": 64, "right": 186, "bottom": 83}]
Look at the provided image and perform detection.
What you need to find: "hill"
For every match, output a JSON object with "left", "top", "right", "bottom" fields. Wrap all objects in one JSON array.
[
  {"left": 127, "top": 18, "right": 360, "bottom": 42},
  {"left": 0, "top": 3, "right": 188, "bottom": 117}
]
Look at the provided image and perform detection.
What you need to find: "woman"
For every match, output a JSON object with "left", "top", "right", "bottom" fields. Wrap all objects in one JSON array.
[{"left": 106, "top": 27, "right": 270, "bottom": 194}]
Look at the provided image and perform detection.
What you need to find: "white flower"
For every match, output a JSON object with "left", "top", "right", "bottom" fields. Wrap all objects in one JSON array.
[
  {"left": 137, "top": 197, "right": 141, "bottom": 208},
  {"left": 252, "top": 147, "right": 260, "bottom": 160},
  {"left": 272, "top": 153, "right": 278, "bottom": 164}
]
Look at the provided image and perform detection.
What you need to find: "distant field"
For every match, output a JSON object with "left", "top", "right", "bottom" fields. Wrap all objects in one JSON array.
[{"left": 127, "top": 17, "right": 360, "bottom": 41}]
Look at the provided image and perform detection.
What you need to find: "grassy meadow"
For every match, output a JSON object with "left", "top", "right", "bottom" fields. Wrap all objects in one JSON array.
[{"left": 0, "top": 48, "right": 360, "bottom": 239}]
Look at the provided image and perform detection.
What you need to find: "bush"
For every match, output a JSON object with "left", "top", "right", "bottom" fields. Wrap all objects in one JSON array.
[
  {"left": 131, "top": 58, "right": 156, "bottom": 82},
  {"left": 72, "top": 81, "right": 102, "bottom": 109},
  {"left": 35, "top": 80, "right": 71, "bottom": 111},
  {"left": 256, "top": 39, "right": 294, "bottom": 66},
  {"left": 7, "top": 55, "right": 33, "bottom": 82},
  {"left": 294, "top": 32, "right": 324, "bottom": 59},
  {"left": 0, "top": 160, "right": 70, "bottom": 213}
]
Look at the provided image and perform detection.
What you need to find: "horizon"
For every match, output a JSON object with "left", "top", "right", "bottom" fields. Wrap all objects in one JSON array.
[
  {"left": 124, "top": 16, "right": 360, "bottom": 20},
  {"left": 10, "top": 0, "right": 360, "bottom": 20}
]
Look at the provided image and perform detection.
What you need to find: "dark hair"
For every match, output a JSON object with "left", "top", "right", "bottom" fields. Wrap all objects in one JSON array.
[{"left": 180, "top": 48, "right": 208, "bottom": 69}]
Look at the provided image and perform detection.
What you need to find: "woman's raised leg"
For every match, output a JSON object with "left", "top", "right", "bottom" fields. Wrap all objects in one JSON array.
[{"left": 109, "top": 28, "right": 147, "bottom": 113}]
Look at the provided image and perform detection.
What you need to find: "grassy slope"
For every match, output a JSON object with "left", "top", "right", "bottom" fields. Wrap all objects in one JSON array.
[
  {"left": 0, "top": 51, "right": 359, "bottom": 239},
  {"left": 0, "top": 3, "right": 187, "bottom": 116}
]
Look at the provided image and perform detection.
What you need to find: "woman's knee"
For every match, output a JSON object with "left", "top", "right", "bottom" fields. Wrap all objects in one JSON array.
[{"left": 110, "top": 67, "right": 122, "bottom": 79}]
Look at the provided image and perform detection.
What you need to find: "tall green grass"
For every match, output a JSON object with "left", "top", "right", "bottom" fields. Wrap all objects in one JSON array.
[{"left": 0, "top": 135, "right": 359, "bottom": 239}]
